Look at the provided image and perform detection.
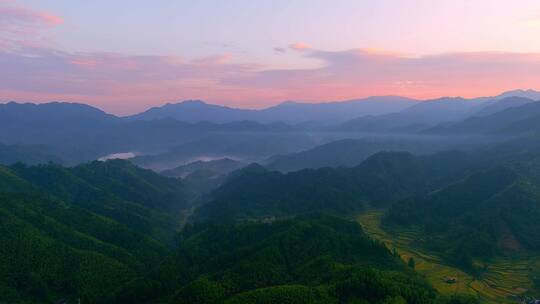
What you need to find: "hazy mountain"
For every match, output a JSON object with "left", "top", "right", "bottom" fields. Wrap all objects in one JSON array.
[
  {"left": 161, "top": 158, "right": 245, "bottom": 178},
  {"left": 256, "top": 96, "right": 418, "bottom": 123},
  {"left": 0, "top": 143, "right": 62, "bottom": 165},
  {"left": 472, "top": 96, "right": 535, "bottom": 117},
  {"left": 132, "top": 132, "right": 324, "bottom": 171},
  {"left": 125, "top": 96, "right": 418, "bottom": 124},
  {"left": 0, "top": 102, "right": 123, "bottom": 160},
  {"left": 2, "top": 91, "right": 536, "bottom": 167},
  {"left": 264, "top": 137, "right": 465, "bottom": 172},
  {"left": 339, "top": 97, "right": 486, "bottom": 133},
  {"left": 494, "top": 89, "right": 540, "bottom": 101},
  {"left": 427, "top": 101, "right": 540, "bottom": 135},
  {"left": 0, "top": 102, "right": 298, "bottom": 164},
  {"left": 125, "top": 100, "right": 255, "bottom": 123},
  {"left": 0, "top": 101, "right": 120, "bottom": 129}
]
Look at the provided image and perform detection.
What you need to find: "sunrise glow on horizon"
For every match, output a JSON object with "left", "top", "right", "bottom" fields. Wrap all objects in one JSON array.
[{"left": 2, "top": 0, "right": 540, "bottom": 115}]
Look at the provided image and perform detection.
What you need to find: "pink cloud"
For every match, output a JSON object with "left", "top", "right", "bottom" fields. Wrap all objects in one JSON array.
[
  {"left": 0, "top": 2, "right": 63, "bottom": 50},
  {"left": 1, "top": 46, "right": 540, "bottom": 115},
  {"left": 227, "top": 49, "right": 540, "bottom": 101},
  {"left": 70, "top": 58, "right": 99, "bottom": 68},
  {"left": 289, "top": 42, "right": 311, "bottom": 51},
  {"left": 0, "top": 6, "right": 63, "bottom": 25},
  {"left": 192, "top": 54, "right": 233, "bottom": 65}
]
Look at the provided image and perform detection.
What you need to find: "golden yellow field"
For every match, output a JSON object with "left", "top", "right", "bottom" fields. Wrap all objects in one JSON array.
[{"left": 358, "top": 210, "right": 540, "bottom": 304}]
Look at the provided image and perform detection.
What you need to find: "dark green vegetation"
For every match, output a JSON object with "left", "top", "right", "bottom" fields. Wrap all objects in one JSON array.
[
  {"left": 384, "top": 161, "right": 540, "bottom": 274},
  {"left": 193, "top": 151, "right": 479, "bottom": 222},
  {"left": 0, "top": 160, "right": 193, "bottom": 303},
  {"left": 264, "top": 138, "right": 458, "bottom": 173},
  {"left": 0, "top": 155, "right": 483, "bottom": 303},
  {"left": 115, "top": 214, "right": 475, "bottom": 304},
  {"left": 7, "top": 95, "right": 540, "bottom": 303}
]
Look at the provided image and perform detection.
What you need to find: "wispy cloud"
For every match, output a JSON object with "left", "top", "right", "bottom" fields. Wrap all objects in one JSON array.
[
  {"left": 289, "top": 42, "right": 311, "bottom": 51},
  {"left": 0, "top": 4, "right": 63, "bottom": 25},
  {"left": 1, "top": 45, "right": 540, "bottom": 115},
  {"left": 227, "top": 49, "right": 540, "bottom": 100},
  {"left": 0, "top": 1, "right": 63, "bottom": 49}
]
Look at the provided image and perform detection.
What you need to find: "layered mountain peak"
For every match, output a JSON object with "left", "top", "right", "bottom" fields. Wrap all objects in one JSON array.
[{"left": 496, "top": 89, "right": 540, "bottom": 100}]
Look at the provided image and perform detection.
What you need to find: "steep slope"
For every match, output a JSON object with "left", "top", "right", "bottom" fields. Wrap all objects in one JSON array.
[{"left": 0, "top": 160, "right": 192, "bottom": 303}]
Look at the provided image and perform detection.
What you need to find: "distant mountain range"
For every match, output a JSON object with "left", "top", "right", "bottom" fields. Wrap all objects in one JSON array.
[
  {"left": 124, "top": 96, "right": 418, "bottom": 124},
  {"left": 337, "top": 92, "right": 540, "bottom": 133},
  {"left": 494, "top": 88, "right": 540, "bottom": 100},
  {"left": 1, "top": 89, "right": 539, "bottom": 167},
  {"left": 427, "top": 99, "right": 540, "bottom": 135},
  {"left": 264, "top": 136, "right": 478, "bottom": 172},
  {"left": 125, "top": 89, "right": 540, "bottom": 126},
  {"left": 0, "top": 101, "right": 120, "bottom": 128}
]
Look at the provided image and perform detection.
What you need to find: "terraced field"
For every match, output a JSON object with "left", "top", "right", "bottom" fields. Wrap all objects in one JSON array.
[{"left": 358, "top": 210, "right": 540, "bottom": 303}]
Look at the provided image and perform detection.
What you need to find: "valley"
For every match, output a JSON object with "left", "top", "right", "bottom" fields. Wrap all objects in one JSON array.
[
  {"left": 4, "top": 1, "right": 540, "bottom": 302},
  {"left": 3, "top": 90, "right": 540, "bottom": 303}
]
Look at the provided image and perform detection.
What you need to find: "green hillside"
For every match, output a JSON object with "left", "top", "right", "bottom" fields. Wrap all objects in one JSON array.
[
  {"left": 193, "top": 151, "right": 478, "bottom": 222},
  {"left": 384, "top": 163, "right": 540, "bottom": 274},
  {"left": 115, "top": 214, "right": 476, "bottom": 304},
  {"left": 0, "top": 160, "right": 191, "bottom": 303}
]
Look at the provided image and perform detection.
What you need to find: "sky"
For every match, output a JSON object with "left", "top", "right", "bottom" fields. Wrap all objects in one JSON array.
[{"left": 2, "top": 0, "right": 540, "bottom": 115}]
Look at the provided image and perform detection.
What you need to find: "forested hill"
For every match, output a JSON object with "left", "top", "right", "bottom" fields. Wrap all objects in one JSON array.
[
  {"left": 192, "top": 151, "right": 480, "bottom": 222},
  {"left": 0, "top": 159, "right": 479, "bottom": 303},
  {"left": 383, "top": 161, "right": 540, "bottom": 273},
  {"left": 7, "top": 141, "right": 540, "bottom": 302},
  {"left": 114, "top": 214, "right": 475, "bottom": 304},
  {"left": 0, "top": 160, "right": 192, "bottom": 303}
]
